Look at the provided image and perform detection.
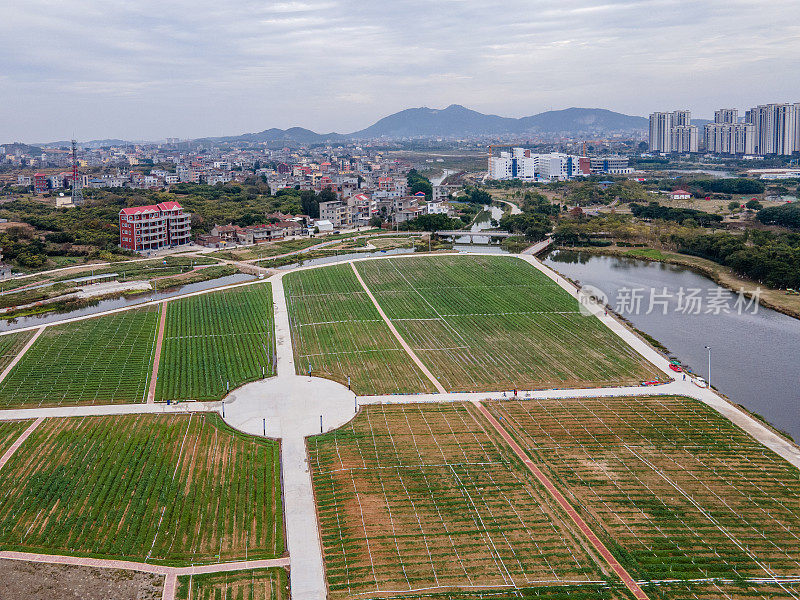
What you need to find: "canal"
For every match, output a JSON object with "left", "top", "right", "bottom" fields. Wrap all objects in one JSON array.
[{"left": 544, "top": 250, "right": 800, "bottom": 441}]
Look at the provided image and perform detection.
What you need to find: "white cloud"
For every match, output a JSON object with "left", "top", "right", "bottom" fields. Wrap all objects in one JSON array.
[{"left": 0, "top": 0, "right": 798, "bottom": 141}]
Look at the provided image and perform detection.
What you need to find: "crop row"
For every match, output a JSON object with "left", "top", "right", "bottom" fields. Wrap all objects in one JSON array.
[
  {"left": 156, "top": 284, "right": 275, "bottom": 402},
  {"left": 308, "top": 403, "right": 604, "bottom": 600},
  {"left": 176, "top": 567, "right": 288, "bottom": 600},
  {"left": 0, "top": 307, "right": 160, "bottom": 407},
  {"left": 0, "top": 413, "right": 283, "bottom": 564},
  {"left": 284, "top": 265, "right": 435, "bottom": 394},
  {"left": 485, "top": 396, "right": 800, "bottom": 582},
  {"left": 0, "top": 420, "right": 31, "bottom": 457},
  {"left": 354, "top": 256, "right": 659, "bottom": 392},
  {"left": 0, "top": 330, "right": 35, "bottom": 373}
]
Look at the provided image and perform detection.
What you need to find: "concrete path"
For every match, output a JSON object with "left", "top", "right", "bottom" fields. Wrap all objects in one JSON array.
[
  {"left": 475, "top": 401, "right": 650, "bottom": 600},
  {"left": 147, "top": 301, "right": 168, "bottom": 403},
  {"left": 0, "top": 400, "right": 217, "bottom": 422},
  {"left": 0, "top": 416, "right": 43, "bottom": 471},
  {"left": 0, "top": 326, "right": 44, "bottom": 383},
  {"left": 350, "top": 262, "right": 447, "bottom": 393}
]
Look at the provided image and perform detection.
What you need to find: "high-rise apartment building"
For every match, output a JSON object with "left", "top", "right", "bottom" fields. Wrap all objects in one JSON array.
[
  {"left": 649, "top": 110, "right": 698, "bottom": 153},
  {"left": 746, "top": 103, "right": 799, "bottom": 155},
  {"left": 714, "top": 109, "right": 738, "bottom": 124},
  {"left": 704, "top": 109, "right": 755, "bottom": 155}
]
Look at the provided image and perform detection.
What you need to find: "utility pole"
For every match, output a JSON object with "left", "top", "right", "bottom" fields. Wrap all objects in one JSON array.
[{"left": 704, "top": 345, "right": 712, "bottom": 387}]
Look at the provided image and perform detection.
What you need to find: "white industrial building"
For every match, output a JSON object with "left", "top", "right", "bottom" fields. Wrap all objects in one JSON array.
[{"left": 489, "top": 149, "right": 588, "bottom": 181}]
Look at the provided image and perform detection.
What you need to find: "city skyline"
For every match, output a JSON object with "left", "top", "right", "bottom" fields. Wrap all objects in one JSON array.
[{"left": 2, "top": 0, "right": 800, "bottom": 143}]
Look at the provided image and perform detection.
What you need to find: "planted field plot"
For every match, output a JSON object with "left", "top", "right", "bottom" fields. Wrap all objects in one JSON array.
[
  {"left": 368, "top": 584, "right": 633, "bottom": 600},
  {"left": 486, "top": 396, "right": 800, "bottom": 584},
  {"left": 176, "top": 568, "right": 289, "bottom": 600},
  {"left": 284, "top": 264, "right": 436, "bottom": 394},
  {"left": 0, "top": 330, "right": 35, "bottom": 372},
  {"left": 0, "top": 413, "right": 283, "bottom": 564},
  {"left": 644, "top": 581, "right": 800, "bottom": 600},
  {"left": 0, "top": 307, "right": 159, "bottom": 407},
  {"left": 308, "top": 403, "right": 608, "bottom": 600},
  {"left": 354, "top": 256, "right": 660, "bottom": 392},
  {"left": 156, "top": 284, "right": 275, "bottom": 402},
  {"left": 0, "top": 420, "right": 31, "bottom": 457}
]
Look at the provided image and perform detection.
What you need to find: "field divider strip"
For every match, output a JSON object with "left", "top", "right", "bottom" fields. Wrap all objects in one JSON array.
[
  {"left": 0, "top": 550, "right": 290, "bottom": 577},
  {"left": 147, "top": 300, "right": 169, "bottom": 404},
  {"left": 0, "top": 416, "right": 44, "bottom": 471},
  {"left": 349, "top": 262, "right": 446, "bottom": 393},
  {"left": 472, "top": 400, "right": 651, "bottom": 600},
  {"left": 0, "top": 326, "right": 45, "bottom": 384},
  {"left": 162, "top": 572, "right": 178, "bottom": 600}
]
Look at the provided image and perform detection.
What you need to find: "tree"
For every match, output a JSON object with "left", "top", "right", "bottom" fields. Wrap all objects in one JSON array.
[
  {"left": 728, "top": 201, "right": 740, "bottom": 212},
  {"left": 368, "top": 215, "right": 383, "bottom": 228},
  {"left": 406, "top": 169, "right": 433, "bottom": 200},
  {"left": 745, "top": 199, "right": 763, "bottom": 211}
]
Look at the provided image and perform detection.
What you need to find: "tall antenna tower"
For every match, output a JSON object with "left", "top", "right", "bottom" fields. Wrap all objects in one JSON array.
[{"left": 71, "top": 140, "right": 83, "bottom": 206}]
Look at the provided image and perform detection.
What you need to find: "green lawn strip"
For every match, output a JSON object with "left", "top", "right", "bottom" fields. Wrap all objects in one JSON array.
[
  {"left": 0, "top": 307, "right": 160, "bottom": 407},
  {"left": 354, "top": 255, "right": 660, "bottom": 391},
  {"left": 0, "top": 413, "right": 283, "bottom": 565},
  {"left": 283, "top": 264, "right": 436, "bottom": 394},
  {"left": 156, "top": 283, "right": 275, "bottom": 402},
  {"left": 175, "top": 567, "right": 289, "bottom": 600},
  {"left": 484, "top": 396, "right": 800, "bottom": 583},
  {"left": 308, "top": 403, "right": 607, "bottom": 600},
  {"left": 0, "top": 330, "right": 35, "bottom": 372}
]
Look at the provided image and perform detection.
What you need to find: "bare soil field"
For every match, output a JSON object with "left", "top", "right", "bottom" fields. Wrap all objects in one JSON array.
[{"left": 0, "top": 559, "right": 164, "bottom": 600}]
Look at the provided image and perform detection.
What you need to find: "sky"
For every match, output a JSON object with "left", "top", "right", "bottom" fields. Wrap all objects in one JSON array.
[{"left": 2, "top": 0, "right": 799, "bottom": 143}]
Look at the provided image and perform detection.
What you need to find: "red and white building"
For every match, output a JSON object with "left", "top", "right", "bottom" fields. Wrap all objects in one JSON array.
[{"left": 119, "top": 201, "right": 191, "bottom": 252}]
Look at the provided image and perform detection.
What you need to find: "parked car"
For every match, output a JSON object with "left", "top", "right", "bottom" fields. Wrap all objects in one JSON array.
[{"left": 692, "top": 377, "right": 708, "bottom": 388}]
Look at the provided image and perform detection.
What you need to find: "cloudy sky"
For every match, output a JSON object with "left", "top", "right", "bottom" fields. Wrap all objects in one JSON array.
[{"left": 2, "top": 0, "right": 799, "bottom": 143}]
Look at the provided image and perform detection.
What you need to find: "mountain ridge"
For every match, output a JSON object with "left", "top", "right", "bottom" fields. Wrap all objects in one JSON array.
[{"left": 23, "top": 106, "right": 652, "bottom": 147}]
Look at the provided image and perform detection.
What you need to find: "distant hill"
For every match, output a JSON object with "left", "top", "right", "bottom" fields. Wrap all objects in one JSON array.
[
  {"left": 23, "top": 105, "right": 652, "bottom": 148},
  {"left": 217, "top": 127, "right": 344, "bottom": 145},
  {"left": 349, "top": 105, "right": 648, "bottom": 138},
  {"left": 517, "top": 107, "right": 648, "bottom": 134}
]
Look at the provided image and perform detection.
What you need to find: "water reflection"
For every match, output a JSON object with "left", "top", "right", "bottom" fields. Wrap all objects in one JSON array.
[{"left": 544, "top": 250, "right": 800, "bottom": 441}]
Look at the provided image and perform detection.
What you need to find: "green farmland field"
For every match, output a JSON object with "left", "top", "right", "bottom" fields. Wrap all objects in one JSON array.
[
  {"left": 0, "top": 413, "right": 283, "bottom": 565},
  {"left": 309, "top": 403, "right": 607, "bottom": 600},
  {"left": 0, "top": 330, "right": 35, "bottom": 373},
  {"left": 0, "top": 307, "right": 160, "bottom": 407},
  {"left": 0, "top": 420, "right": 31, "bottom": 457},
  {"left": 284, "top": 264, "right": 437, "bottom": 394},
  {"left": 176, "top": 568, "right": 289, "bottom": 600},
  {"left": 156, "top": 284, "right": 275, "bottom": 402},
  {"left": 354, "top": 255, "right": 661, "bottom": 392},
  {"left": 486, "top": 395, "right": 800, "bottom": 583}
]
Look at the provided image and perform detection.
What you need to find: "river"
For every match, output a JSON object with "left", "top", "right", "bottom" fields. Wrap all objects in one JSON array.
[
  {"left": 543, "top": 250, "right": 800, "bottom": 441},
  {"left": 0, "top": 273, "right": 255, "bottom": 332}
]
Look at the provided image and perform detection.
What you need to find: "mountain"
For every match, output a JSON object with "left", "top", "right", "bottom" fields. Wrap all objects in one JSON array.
[
  {"left": 350, "top": 104, "right": 519, "bottom": 138},
  {"left": 516, "top": 107, "right": 648, "bottom": 134},
  {"left": 22, "top": 105, "right": 651, "bottom": 148},
  {"left": 219, "top": 127, "right": 344, "bottom": 145},
  {"left": 349, "top": 105, "right": 648, "bottom": 138}
]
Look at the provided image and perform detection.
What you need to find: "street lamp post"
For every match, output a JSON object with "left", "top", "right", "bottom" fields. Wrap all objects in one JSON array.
[{"left": 704, "top": 345, "right": 712, "bottom": 388}]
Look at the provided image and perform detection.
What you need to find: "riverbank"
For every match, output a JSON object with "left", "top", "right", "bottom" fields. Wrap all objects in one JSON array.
[{"left": 556, "top": 244, "right": 800, "bottom": 321}]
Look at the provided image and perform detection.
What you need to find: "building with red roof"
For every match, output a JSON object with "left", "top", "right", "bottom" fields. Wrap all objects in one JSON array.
[{"left": 119, "top": 202, "right": 191, "bottom": 252}]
